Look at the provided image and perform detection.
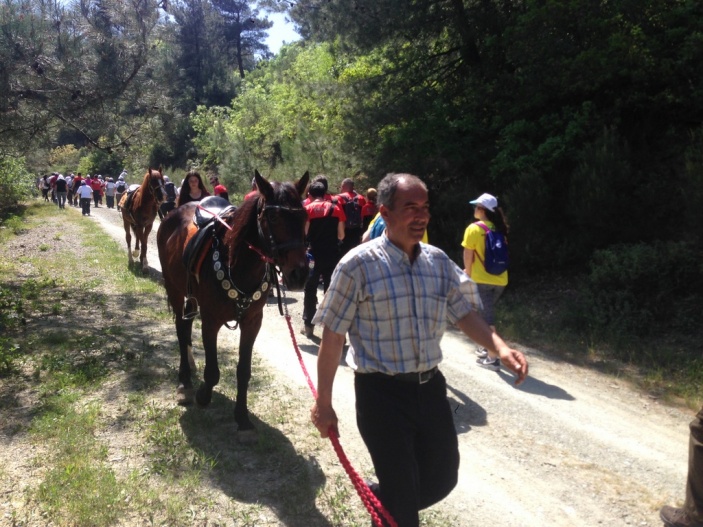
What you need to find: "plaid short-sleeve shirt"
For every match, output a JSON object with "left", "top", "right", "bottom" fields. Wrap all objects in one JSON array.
[{"left": 312, "top": 234, "right": 482, "bottom": 374}]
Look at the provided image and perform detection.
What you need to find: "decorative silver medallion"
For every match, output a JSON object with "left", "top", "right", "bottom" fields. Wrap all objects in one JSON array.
[
  {"left": 214, "top": 261, "right": 222, "bottom": 271},
  {"left": 216, "top": 270, "right": 225, "bottom": 280},
  {"left": 213, "top": 251, "right": 220, "bottom": 260},
  {"left": 253, "top": 291, "right": 262, "bottom": 301},
  {"left": 221, "top": 280, "right": 231, "bottom": 290},
  {"left": 261, "top": 282, "right": 269, "bottom": 291},
  {"left": 228, "top": 289, "right": 239, "bottom": 299}
]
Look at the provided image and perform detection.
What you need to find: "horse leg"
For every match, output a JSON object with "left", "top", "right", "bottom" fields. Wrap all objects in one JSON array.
[
  {"left": 195, "top": 317, "right": 220, "bottom": 409},
  {"left": 125, "top": 226, "right": 134, "bottom": 266},
  {"left": 233, "top": 313, "right": 263, "bottom": 442},
  {"left": 140, "top": 224, "right": 152, "bottom": 272},
  {"left": 133, "top": 226, "right": 141, "bottom": 258},
  {"left": 176, "top": 313, "right": 196, "bottom": 405}
]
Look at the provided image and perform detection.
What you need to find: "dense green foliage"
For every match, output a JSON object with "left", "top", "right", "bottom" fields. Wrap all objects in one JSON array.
[{"left": 1, "top": 0, "right": 702, "bottom": 347}]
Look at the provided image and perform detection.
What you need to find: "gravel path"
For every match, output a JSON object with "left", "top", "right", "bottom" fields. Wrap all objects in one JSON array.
[{"left": 86, "top": 203, "right": 690, "bottom": 527}]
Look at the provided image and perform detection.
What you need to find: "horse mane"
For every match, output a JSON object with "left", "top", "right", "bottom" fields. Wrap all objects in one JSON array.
[{"left": 131, "top": 169, "right": 158, "bottom": 210}]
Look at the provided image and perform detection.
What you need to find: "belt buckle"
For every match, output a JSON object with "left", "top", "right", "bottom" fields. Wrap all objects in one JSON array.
[{"left": 418, "top": 369, "right": 431, "bottom": 384}]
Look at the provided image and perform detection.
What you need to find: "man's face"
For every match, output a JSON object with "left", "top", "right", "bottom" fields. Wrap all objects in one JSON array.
[{"left": 381, "top": 179, "right": 430, "bottom": 247}]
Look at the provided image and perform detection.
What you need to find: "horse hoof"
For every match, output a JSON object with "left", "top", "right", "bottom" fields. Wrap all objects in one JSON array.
[
  {"left": 237, "top": 429, "right": 258, "bottom": 444},
  {"left": 195, "top": 387, "right": 213, "bottom": 408},
  {"left": 177, "top": 385, "right": 195, "bottom": 406},
  {"left": 132, "top": 250, "right": 139, "bottom": 257}
]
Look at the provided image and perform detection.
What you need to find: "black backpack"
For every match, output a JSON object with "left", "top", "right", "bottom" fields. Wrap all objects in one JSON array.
[
  {"left": 116, "top": 181, "right": 126, "bottom": 192},
  {"left": 164, "top": 182, "right": 177, "bottom": 202},
  {"left": 342, "top": 195, "right": 362, "bottom": 229}
]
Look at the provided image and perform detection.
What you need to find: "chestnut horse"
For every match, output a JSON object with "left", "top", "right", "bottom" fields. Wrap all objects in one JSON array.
[
  {"left": 119, "top": 167, "right": 165, "bottom": 272},
  {"left": 156, "top": 170, "right": 309, "bottom": 441}
]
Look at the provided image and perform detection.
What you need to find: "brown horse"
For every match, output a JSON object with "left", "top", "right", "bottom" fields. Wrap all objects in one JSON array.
[
  {"left": 156, "top": 170, "right": 309, "bottom": 441},
  {"left": 119, "top": 167, "right": 165, "bottom": 272}
]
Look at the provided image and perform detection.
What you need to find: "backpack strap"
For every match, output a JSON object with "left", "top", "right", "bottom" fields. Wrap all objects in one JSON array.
[
  {"left": 474, "top": 221, "right": 491, "bottom": 233},
  {"left": 472, "top": 221, "right": 490, "bottom": 268}
]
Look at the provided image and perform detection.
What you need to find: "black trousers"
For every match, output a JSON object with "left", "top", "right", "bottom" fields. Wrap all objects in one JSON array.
[
  {"left": 302, "top": 257, "right": 336, "bottom": 326},
  {"left": 355, "top": 370, "right": 459, "bottom": 527},
  {"left": 80, "top": 198, "right": 91, "bottom": 215}
]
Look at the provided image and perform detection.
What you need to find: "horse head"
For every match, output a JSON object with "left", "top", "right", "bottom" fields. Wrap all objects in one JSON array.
[
  {"left": 254, "top": 169, "right": 310, "bottom": 291},
  {"left": 146, "top": 167, "right": 166, "bottom": 204}
]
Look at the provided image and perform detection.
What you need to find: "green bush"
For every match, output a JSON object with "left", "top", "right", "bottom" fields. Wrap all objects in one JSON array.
[
  {"left": 0, "top": 156, "right": 37, "bottom": 211},
  {"left": 579, "top": 241, "right": 703, "bottom": 340}
]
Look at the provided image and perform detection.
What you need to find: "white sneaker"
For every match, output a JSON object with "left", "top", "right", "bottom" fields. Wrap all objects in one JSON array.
[
  {"left": 476, "top": 356, "right": 500, "bottom": 371},
  {"left": 475, "top": 347, "right": 488, "bottom": 358}
]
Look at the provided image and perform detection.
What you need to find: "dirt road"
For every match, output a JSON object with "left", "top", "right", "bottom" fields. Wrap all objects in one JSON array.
[{"left": 90, "top": 203, "right": 691, "bottom": 527}]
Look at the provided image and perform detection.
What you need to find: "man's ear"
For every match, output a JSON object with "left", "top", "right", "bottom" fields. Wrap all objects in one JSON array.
[{"left": 379, "top": 204, "right": 390, "bottom": 221}]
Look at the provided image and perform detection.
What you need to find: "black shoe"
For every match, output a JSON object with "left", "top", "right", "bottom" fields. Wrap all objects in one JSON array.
[{"left": 660, "top": 506, "right": 703, "bottom": 527}]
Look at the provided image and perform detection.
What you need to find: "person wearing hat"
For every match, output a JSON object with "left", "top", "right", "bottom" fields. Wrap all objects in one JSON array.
[
  {"left": 210, "top": 176, "right": 229, "bottom": 202},
  {"left": 104, "top": 177, "right": 116, "bottom": 209},
  {"left": 76, "top": 180, "right": 93, "bottom": 216},
  {"left": 461, "top": 192, "right": 510, "bottom": 371},
  {"left": 115, "top": 174, "right": 127, "bottom": 211}
]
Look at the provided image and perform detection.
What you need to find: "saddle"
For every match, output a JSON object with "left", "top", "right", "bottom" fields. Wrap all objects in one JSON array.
[
  {"left": 182, "top": 197, "right": 237, "bottom": 319},
  {"left": 120, "top": 184, "right": 144, "bottom": 224}
]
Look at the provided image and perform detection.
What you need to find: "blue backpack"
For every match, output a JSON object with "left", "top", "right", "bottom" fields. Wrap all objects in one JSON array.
[{"left": 475, "top": 222, "right": 509, "bottom": 275}]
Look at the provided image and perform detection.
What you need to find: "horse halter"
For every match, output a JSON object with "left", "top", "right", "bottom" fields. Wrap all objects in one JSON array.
[
  {"left": 148, "top": 171, "right": 166, "bottom": 203},
  {"left": 255, "top": 201, "right": 307, "bottom": 263}
]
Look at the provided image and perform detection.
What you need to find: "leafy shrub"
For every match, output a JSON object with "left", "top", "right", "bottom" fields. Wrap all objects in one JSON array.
[
  {"left": 579, "top": 241, "right": 702, "bottom": 340},
  {"left": 0, "top": 156, "right": 37, "bottom": 211}
]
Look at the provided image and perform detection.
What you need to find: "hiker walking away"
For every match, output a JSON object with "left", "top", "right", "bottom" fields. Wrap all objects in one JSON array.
[
  {"left": 303, "top": 174, "right": 334, "bottom": 206},
  {"left": 335, "top": 177, "right": 366, "bottom": 255},
  {"left": 210, "top": 176, "right": 229, "bottom": 202},
  {"left": 461, "top": 192, "right": 510, "bottom": 371},
  {"left": 310, "top": 173, "right": 528, "bottom": 527},
  {"left": 54, "top": 175, "right": 68, "bottom": 209},
  {"left": 41, "top": 175, "right": 51, "bottom": 202},
  {"left": 89, "top": 175, "right": 103, "bottom": 207},
  {"left": 76, "top": 180, "right": 93, "bottom": 216},
  {"left": 660, "top": 405, "right": 703, "bottom": 527},
  {"left": 115, "top": 175, "right": 127, "bottom": 211},
  {"left": 159, "top": 176, "right": 179, "bottom": 219},
  {"left": 300, "top": 181, "right": 346, "bottom": 339},
  {"left": 71, "top": 173, "right": 83, "bottom": 207},
  {"left": 104, "top": 177, "right": 117, "bottom": 209}
]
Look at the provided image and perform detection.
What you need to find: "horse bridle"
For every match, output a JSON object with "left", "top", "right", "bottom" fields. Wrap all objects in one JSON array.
[
  {"left": 147, "top": 171, "right": 165, "bottom": 203},
  {"left": 198, "top": 199, "right": 306, "bottom": 323},
  {"left": 255, "top": 202, "right": 307, "bottom": 262}
]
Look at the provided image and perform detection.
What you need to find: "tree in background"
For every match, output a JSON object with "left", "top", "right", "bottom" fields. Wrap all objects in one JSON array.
[{"left": 0, "top": 0, "right": 165, "bottom": 156}]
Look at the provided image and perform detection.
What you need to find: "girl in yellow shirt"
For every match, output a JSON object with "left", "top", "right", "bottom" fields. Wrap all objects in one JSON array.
[{"left": 461, "top": 193, "right": 509, "bottom": 370}]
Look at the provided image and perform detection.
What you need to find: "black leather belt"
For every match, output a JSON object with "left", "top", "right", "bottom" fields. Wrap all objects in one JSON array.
[{"left": 368, "top": 366, "right": 439, "bottom": 384}]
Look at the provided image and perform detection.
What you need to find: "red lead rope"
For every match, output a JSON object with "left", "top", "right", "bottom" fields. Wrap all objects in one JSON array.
[{"left": 283, "top": 314, "right": 398, "bottom": 527}]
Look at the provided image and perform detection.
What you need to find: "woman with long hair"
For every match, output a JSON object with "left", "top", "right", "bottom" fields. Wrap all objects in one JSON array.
[
  {"left": 176, "top": 170, "right": 210, "bottom": 207},
  {"left": 461, "top": 192, "right": 510, "bottom": 371}
]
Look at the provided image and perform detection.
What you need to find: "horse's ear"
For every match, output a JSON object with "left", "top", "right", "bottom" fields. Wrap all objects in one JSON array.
[
  {"left": 254, "top": 170, "right": 273, "bottom": 200},
  {"left": 295, "top": 171, "right": 310, "bottom": 199}
]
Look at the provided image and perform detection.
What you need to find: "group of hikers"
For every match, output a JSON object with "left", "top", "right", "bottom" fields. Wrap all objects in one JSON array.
[{"left": 38, "top": 170, "right": 129, "bottom": 215}]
